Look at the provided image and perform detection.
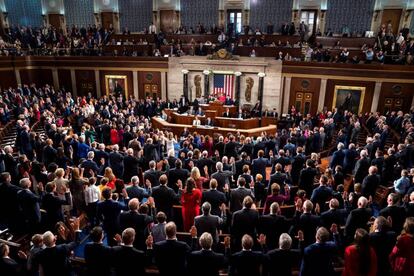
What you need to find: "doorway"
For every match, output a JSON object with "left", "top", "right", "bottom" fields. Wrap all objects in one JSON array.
[
  {"left": 101, "top": 12, "right": 114, "bottom": 30},
  {"left": 227, "top": 9, "right": 242, "bottom": 35},
  {"left": 48, "top": 14, "right": 62, "bottom": 30},
  {"left": 382, "top": 9, "right": 402, "bottom": 35},
  {"left": 160, "top": 10, "right": 175, "bottom": 33},
  {"left": 300, "top": 10, "right": 317, "bottom": 34}
]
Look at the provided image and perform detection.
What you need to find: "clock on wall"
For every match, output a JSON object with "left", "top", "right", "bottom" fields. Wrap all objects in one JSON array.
[{"left": 146, "top": 73, "right": 153, "bottom": 82}]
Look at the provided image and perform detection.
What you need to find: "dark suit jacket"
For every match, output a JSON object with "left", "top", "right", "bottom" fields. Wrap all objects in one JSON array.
[
  {"left": 298, "top": 167, "right": 318, "bottom": 196},
  {"left": 112, "top": 245, "right": 148, "bottom": 276},
  {"left": 119, "top": 210, "right": 152, "bottom": 249},
  {"left": 310, "top": 186, "right": 333, "bottom": 211},
  {"left": 144, "top": 168, "right": 162, "bottom": 187},
  {"left": 344, "top": 207, "right": 372, "bottom": 239},
  {"left": 188, "top": 249, "right": 227, "bottom": 276},
  {"left": 251, "top": 157, "right": 269, "bottom": 180},
  {"left": 42, "top": 192, "right": 71, "bottom": 228},
  {"left": 265, "top": 248, "right": 301, "bottom": 276},
  {"left": 109, "top": 152, "right": 124, "bottom": 177},
  {"left": 258, "top": 214, "right": 290, "bottom": 250},
  {"left": 96, "top": 199, "right": 128, "bottom": 233},
  {"left": 229, "top": 250, "right": 265, "bottom": 276},
  {"left": 211, "top": 170, "right": 233, "bottom": 192},
  {"left": 151, "top": 185, "right": 181, "bottom": 219},
  {"left": 369, "top": 230, "right": 397, "bottom": 276},
  {"left": 126, "top": 185, "right": 150, "bottom": 202},
  {"left": 123, "top": 155, "right": 140, "bottom": 181},
  {"left": 153, "top": 239, "right": 192, "bottom": 275},
  {"left": 300, "top": 241, "right": 338, "bottom": 276},
  {"left": 195, "top": 214, "right": 223, "bottom": 244},
  {"left": 296, "top": 213, "right": 321, "bottom": 247},
  {"left": 361, "top": 174, "right": 381, "bottom": 198},
  {"left": 224, "top": 141, "right": 238, "bottom": 158},
  {"left": 354, "top": 157, "right": 370, "bottom": 183},
  {"left": 84, "top": 242, "right": 112, "bottom": 276},
  {"left": 167, "top": 168, "right": 189, "bottom": 192},
  {"left": 330, "top": 149, "right": 345, "bottom": 169},
  {"left": 229, "top": 187, "right": 254, "bottom": 213},
  {"left": 320, "top": 208, "right": 347, "bottom": 229},
  {"left": 379, "top": 205, "right": 406, "bottom": 233},
  {"left": 201, "top": 189, "right": 227, "bottom": 216},
  {"left": 80, "top": 160, "right": 100, "bottom": 178},
  {"left": 231, "top": 208, "right": 259, "bottom": 247}
]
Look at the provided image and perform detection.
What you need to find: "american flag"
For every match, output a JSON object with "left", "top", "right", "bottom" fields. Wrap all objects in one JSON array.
[{"left": 213, "top": 74, "right": 234, "bottom": 98}]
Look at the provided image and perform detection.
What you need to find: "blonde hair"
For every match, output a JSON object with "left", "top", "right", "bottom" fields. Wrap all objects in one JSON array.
[
  {"left": 55, "top": 168, "right": 65, "bottom": 178},
  {"left": 104, "top": 167, "right": 115, "bottom": 181},
  {"left": 190, "top": 167, "right": 201, "bottom": 180}
]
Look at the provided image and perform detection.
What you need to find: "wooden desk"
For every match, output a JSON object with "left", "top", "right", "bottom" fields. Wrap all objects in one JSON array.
[
  {"left": 214, "top": 117, "right": 259, "bottom": 129},
  {"left": 103, "top": 45, "right": 152, "bottom": 55},
  {"left": 200, "top": 102, "right": 238, "bottom": 116},
  {"left": 152, "top": 117, "right": 277, "bottom": 137},
  {"left": 171, "top": 112, "right": 203, "bottom": 125}
]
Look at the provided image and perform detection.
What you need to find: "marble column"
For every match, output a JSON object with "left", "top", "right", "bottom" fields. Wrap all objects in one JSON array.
[
  {"left": 258, "top": 73, "right": 265, "bottom": 120},
  {"left": 182, "top": 70, "right": 189, "bottom": 99},
  {"left": 52, "top": 69, "right": 59, "bottom": 90},
  {"left": 235, "top": 72, "right": 242, "bottom": 109},
  {"left": 133, "top": 71, "right": 139, "bottom": 99},
  {"left": 70, "top": 69, "right": 77, "bottom": 97},
  {"left": 95, "top": 70, "right": 101, "bottom": 98},
  {"left": 203, "top": 70, "right": 210, "bottom": 98},
  {"left": 283, "top": 77, "right": 292, "bottom": 114},
  {"left": 15, "top": 69, "right": 21, "bottom": 85},
  {"left": 318, "top": 78, "right": 327, "bottom": 112},
  {"left": 371, "top": 81, "right": 382, "bottom": 112},
  {"left": 161, "top": 71, "right": 167, "bottom": 100}
]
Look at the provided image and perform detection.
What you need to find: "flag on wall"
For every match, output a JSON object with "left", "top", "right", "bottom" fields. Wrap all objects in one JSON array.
[{"left": 213, "top": 74, "right": 234, "bottom": 98}]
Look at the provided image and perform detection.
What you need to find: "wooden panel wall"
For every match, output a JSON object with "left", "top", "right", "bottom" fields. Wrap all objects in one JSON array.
[
  {"left": 99, "top": 71, "right": 133, "bottom": 97},
  {"left": 138, "top": 71, "right": 162, "bottom": 99},
  {"left": 75, "top": 70, "right": 96, "bottom": 97},
  {"left": 0, "top": 70, "right": 17, "bottom": 90},
  {"left": 19, "top": 69, "right": 53, "bottom": 87},
  {"left": 325, "top": 79, "right": 375, "bottom": 114},
  {"left": 57, "top": 69, "right": 73, "bottom": 92},
  {"left": 378, "top": 82, "right": 414, "bottom": 113},
  {"left": 289, "top": 77, "right": 321, "bottom": 115}
]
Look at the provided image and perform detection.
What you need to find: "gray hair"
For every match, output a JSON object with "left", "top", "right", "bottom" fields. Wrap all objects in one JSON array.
[
  {"left": 216, "top": 162, "right": 223, "bottom": 171},
  {"left": 19, "top": 178, "right": 31, "bottom": 189},
  {"left": 201, "top": 202, "right": 211, "bottom": 215},
  {"left": 131, "top": 176, "right": 139, "bottom": 185},
  {"left": 279, "top": 233, "right": 292, "bottom": 250},
  {"left": 87, "top": 151, "right": 95, "bottom": 159},
  {"left": 199, "top": 232, "right": 213, "bottom": 249}
]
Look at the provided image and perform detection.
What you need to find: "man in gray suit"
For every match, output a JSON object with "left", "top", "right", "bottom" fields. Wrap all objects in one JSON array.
[
  {"left": 227, "top": 177, "right": 254, "bottom": 213},
  {"left": 194, "top": 202, "right": 226, "bottom": 245},
  {"left": 211, "top": 162, "right": 234, "bottom": 192}
]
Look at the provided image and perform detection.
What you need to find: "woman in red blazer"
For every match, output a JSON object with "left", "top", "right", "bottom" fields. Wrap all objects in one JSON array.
[
  {"left": 389, "top": 217, "right": 414, "bottom": 276},
  {"left": 343, "top": 228, "right": 377, "bottom": 276}
]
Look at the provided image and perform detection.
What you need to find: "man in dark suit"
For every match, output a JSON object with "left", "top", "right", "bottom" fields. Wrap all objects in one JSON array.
[
  {"left": 201, "top": 179, "right": 227, "bottom": 216},
  {"left": 19, "top": 125, "right": 33, "bottom": 159},
  {"left": 196, "top": 151, "right": 215, "bottom": 177},
  {"left": 112, "top": 228, "right": 151, "bottom": 276},
  {"left": 42, "top": 182, "right": 71, "bottom": 230},
  {"left": 42, "top": 139, "right": 57, "bottom": 167},
  {"left": 144, "top": 160, "right": 162, "bottom": 187},
  {"left": 223, "top": 135, "right": 238, "bottom": 159},
  {"left": 214, "top": 136, "right": 225, "bottom": 158},
  {"left": 211, "top": 162, "right": 233, "bottom": 192},
  {"left": 229, "top": 234, "right": 266, "bottom": 276},
  {"left": 361, "top": 165, "right": 381, "bottom": 198},
  {"left": 222, "top": 107, "right": 231, "bottom": 117},
  {"left": 330, "top": 142, "right": 345, "bottom": 169},
  {"left": 231, "top": 196, "right": 259, "bottom": 251},
  {"left": 320, "top": 198, "right": 347, "bottom": 229},
  {"left": 300, "top": 226, "right": 340, "bottom": 276},
  {"left": 16, "top": 178, "right": 43, "bottom": 233},
  {"left": 369, "top": 216, "right": 397, "bottom": 276},
  {"left": 299, "top": 159, "right": 318, "bottom": 198},
  {"left": 167, "top": 159, "right": 189, "bottom": 192},
  {"left": 126, "top": 176, "right": 151, "bottom": 202},
  {"left": 109, "top": 145, "right": 124, "bottom": 179},
  {"left": 295, "top": 200, "right": 321, "bottom": 247},
  {"left": 94, "top": 143, "right": 109, "bottom": 171},
  {"left": 33, "top": 220, "right": 81, "bottom": 276},
  {"left": 80, "top": 151, "right": 101, "bottom": 178},
  {"left": 0, "top": 172, "right": 21, "bottom": 231},
  {"left": 123, "top": 148, "right": 140, "bottom": 182},
  {"left": 228, "top": 177, "right": 254, "bottom": 213},
  {"left": 152, "top": 222, "right": 196, "bottom": 275},
  {"left": 251, "top": 150, "right": 269, "bottom": 181},
  {"left": 268, "top": 163, "right": 289, "bottom": 194},
  {"left": 258, "top": 202, "right": 290, "bottom": 250},
  {"left": 354, "top": 149, "right": 370, "bottom": 184},
  {"left": 119, "top": 198, "right": 153, "bottom": 250},
  {"left": 264, "top": 232, "right": 302, "bottom": 276},
  {"left": 84, "top": 226, "right": 112, "bottom": 276},
  {"left": 235, "top": 152, "right": 251, "bottom": 180},
  {"left": 151, "top": 174, "right": 182, "bottom": 219},
  {"left": 379, "top": 193, "right": 406, "bottom": 233},
  {"left": 187, "top": 232, "right": 229, "bottom": 276},
  {"left": 344, "top": 196, "right": 372, "bottom": 242},
  {"left": 97, "top": 188, "right": 129, "bottom": 245},
  {"left": 2, "top": 146, "right": 18, "bottom": 181},
  {"left": 195, "top": 202, "right": 225, "bottom": 245},
  {"left": 291, "top": 147, "right": 305, "bottom": 185},
  {"left": 310, "top": 175, "right": 333, "bottom": 212}
]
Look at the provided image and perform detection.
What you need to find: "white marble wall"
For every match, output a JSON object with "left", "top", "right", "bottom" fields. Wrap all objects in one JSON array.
[{"left": 168, "top": 56, "right": 283, "bottom": 111}]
